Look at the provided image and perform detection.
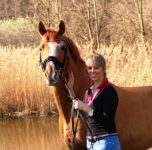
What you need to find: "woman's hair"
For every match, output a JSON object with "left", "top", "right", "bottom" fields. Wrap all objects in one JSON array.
[
  {"left": 86, "top": 53, "right": 106, "bottom": 77},
  {"left": 86, "top": 53, "right": 106, "bottom": 69}
]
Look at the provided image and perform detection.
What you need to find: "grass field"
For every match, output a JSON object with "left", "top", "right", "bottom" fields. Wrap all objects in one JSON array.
[{"left": 0, "top": 41, "right": 152, "bottom": 117}]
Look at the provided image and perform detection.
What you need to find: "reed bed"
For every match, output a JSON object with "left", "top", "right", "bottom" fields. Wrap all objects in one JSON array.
[
  {"left": 1, "top": 41, "right": 152, "bottom": 117},
  {"left": 0, "top": 45, "right": 56, "bottom": 117},
  {"left": 81, "top": 41, "right": 152, "bottom": 86}
]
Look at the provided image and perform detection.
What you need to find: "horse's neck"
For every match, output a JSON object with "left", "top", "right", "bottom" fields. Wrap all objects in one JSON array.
[
  {"left": 71, "top": 64, "right": 90, "bottom": 100},
  {"left": 52, "top": 84, "right": 72, "bottom": 123},
  {"left": 52, "top": 64, "right": 90, "bottom": 123}
]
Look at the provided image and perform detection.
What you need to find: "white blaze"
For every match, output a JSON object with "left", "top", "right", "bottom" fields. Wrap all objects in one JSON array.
[
  {"left": 48, "top": 42, "right": 58, "bottom": 56},
  {"left": 48, "top": 42, "right": 59, "bottom": 73}
]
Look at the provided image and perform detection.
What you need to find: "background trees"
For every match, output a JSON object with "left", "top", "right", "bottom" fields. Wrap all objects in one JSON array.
[{"left": 0, "top": 0, "right": 151, "bottom": 48}]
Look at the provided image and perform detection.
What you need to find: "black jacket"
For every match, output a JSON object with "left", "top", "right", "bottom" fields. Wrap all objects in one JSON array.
[{"left": 87, "top": 84, "right": 118, "bottom": 136}]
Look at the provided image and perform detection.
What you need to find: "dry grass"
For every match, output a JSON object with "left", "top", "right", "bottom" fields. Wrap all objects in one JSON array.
[
  {"left": 81, "top": 41, "right": 152, "bottom": 86},
  {"left": 1, "top": 41, "right": 152, "bottom": 116},
  {"left": 0, "top": 45, "right": 56, "bottom": 117}
]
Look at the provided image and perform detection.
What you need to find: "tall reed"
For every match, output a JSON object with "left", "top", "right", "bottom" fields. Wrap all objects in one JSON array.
[
  {"left": 0, "top": 45, "right": 56, "bottom": 117},
  {"left": 81, "top": 41, "right": 152, "bottom": 86},
  {"left": 1, "top": 41, "right": 152, "bottom": 116}
]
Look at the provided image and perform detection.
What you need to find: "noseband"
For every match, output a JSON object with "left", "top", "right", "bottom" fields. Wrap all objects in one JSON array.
[{"left": 39, "top": 38, "right": 69, "bottom": 81}]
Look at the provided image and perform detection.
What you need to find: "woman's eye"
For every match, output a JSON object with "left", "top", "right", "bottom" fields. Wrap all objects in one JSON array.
[
  {"left": 94, "top": 66, "right": 99, "bottom": 69},
  {"left": 87, "top": 67, "right": 92, "bottom": 70},
  {"left": 87, "top": 66, "right": 99, "bottom": 70}
]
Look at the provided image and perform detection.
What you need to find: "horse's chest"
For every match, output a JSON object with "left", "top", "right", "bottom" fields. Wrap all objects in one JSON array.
[
  {"left": 59, "top": 119, "right": 72, "bottom": 140},
  {"left": 59, "top": 121, "right": 73, "bottom": 148}
]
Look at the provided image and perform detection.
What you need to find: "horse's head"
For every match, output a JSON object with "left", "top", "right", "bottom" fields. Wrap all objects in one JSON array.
[{"left": 38, "top": 20, "right": 69, "bottom": 86}]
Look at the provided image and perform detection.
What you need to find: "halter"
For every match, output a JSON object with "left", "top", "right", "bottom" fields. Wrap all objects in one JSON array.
[{"left": 39, "top": 38, "right": 69, "bottom": 82}]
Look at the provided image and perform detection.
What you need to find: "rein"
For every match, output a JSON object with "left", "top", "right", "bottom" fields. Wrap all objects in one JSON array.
[{"left": 65, "top": 83, "right": 93, "bottom": 150}]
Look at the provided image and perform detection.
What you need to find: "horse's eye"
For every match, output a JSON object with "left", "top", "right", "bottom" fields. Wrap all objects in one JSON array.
[{"left": 61, "top": 45, "right": 67, "bottom": 51}]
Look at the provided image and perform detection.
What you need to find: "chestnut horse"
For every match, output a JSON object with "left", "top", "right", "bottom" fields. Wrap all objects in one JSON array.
[
  {"left": 38, "top": 20, "right": 152, "bottom": 150},
  {"left": 38, "top": 20, "right": 90, "bottom": 150}
]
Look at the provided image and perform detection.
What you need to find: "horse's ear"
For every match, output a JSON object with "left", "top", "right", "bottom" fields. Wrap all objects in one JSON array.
[
  {"left": 38, "top": 21, "right": 46, "bottom": 36},
  {"left": 58, "top": 20, "right": 65, "bottom": 35}
]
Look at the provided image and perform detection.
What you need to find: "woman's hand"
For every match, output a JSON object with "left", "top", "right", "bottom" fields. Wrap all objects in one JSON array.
[{"left": 73, "top": 99, "right": 92, "bottom": 114}]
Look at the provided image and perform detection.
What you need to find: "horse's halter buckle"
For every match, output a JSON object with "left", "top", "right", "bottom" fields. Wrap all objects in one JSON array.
[{"left": 39, "top": 38, "right": 69, "bottom": 83}]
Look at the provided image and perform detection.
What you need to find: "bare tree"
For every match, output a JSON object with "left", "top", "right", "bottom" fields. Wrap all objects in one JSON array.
[
  {"left": 87, "top": 0, "right": 93, "bottom": 42},
  {"left": 55, "top": 0, "right": 62, "bottom": 22},
  {"left": 134, "top": 0, "right": 145, "bottom": 37},
  {"left": 1, "top": 0, "right": 152, "bottom": 47}
]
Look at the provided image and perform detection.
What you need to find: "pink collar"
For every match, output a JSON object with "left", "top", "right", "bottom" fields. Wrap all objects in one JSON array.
[{"left": 87, "top": 78, "right": 109, "bottom": 105}]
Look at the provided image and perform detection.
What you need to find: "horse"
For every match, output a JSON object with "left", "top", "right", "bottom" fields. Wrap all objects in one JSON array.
[
  {"left": 37, "top": 20, "right": 152, "bottom": 150},
  {"left": 38, "top": 20, "right": 90, "bottom": 149}
]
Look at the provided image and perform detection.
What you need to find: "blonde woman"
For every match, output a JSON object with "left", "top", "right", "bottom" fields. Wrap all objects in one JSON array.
[{"left": 67, "top": 54, "right": 121, "bottom": 150}]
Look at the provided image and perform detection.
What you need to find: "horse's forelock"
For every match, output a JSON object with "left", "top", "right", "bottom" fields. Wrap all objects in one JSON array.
[{"left": 41, "top": 28, "right": 58, "bottom": 42}]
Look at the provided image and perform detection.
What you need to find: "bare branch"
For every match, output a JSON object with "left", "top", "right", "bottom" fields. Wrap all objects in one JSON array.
[
  {"left": 87, "top": 0, "right": 93, "bottom": 41},
  {"left": 93, "top": 0, "right": 100, "bottom": 49}
]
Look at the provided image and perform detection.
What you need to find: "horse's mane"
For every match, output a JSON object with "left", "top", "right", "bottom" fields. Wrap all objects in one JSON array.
[{"left": 62, "top": 36, "right": 86, "bottom": 67}]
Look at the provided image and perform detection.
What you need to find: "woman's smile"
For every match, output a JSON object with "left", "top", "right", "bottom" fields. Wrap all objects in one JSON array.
[{"left": 87, "top": 65, "right": 105, "bottom": 83}]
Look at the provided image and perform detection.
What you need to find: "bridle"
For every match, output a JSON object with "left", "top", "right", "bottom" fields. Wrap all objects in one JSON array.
[{"left": 39, "top": 38, "right": 69, "bottom": 82}]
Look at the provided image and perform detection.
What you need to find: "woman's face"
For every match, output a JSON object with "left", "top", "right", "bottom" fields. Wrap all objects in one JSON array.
[{"left": 87, "top": 63, "right": 105, "bottom": 83}]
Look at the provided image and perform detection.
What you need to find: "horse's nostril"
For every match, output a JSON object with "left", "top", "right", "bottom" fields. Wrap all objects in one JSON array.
[{"left": 53, "top": 72, "right": 58, "bottom": 79}]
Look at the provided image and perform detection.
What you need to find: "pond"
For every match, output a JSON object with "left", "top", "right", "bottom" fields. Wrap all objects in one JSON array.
[
  {"left": 0, "top": 116, "right": 67, "bottom": 150},
  {"left": 1, "top": 117, "right": 152, "bottom": 150}
]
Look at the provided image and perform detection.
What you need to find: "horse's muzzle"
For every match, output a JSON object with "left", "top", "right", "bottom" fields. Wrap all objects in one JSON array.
[{"left": 45, "top": 71, "right": 59, "bottom": 86}]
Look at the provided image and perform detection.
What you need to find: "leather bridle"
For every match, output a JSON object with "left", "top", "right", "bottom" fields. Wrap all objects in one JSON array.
[{"left": 39, "top": 38, "right": 69, "bottom": 82}]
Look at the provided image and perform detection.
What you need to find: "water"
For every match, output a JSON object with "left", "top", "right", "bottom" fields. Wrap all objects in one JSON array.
[
  {"left": 1, "top": 117, "right": 152, "bottom": 150},
  {"left": 0, "top": 117, "right": 66, "bottom": 150}
]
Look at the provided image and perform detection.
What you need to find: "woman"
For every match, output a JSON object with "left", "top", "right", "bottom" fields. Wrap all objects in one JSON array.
[{"left": 67, "top": 53, "right": 121, "bottom": 150}]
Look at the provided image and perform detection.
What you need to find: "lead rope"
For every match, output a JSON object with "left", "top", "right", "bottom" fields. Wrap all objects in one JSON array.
[
  {"left": 64, "top": 83, "right": 81, "bottom": 150},
  {"left": 71, "top": 104, "right": 80, "bottom": 150},
  {"left": 64, "top": 82, "right": 93, "bottom": 150}
]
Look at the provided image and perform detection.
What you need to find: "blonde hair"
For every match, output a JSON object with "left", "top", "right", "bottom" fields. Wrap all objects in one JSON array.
[
  {"left": 86, "top": 53, "right": 106, "bottom": 77},
  {"left": 86, "top": 53, "right": 106, "bottom": 69}
]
